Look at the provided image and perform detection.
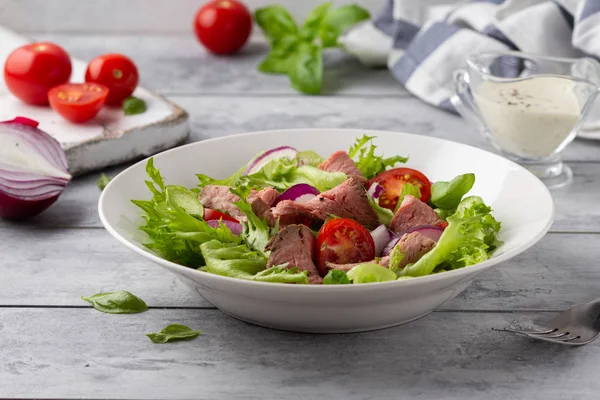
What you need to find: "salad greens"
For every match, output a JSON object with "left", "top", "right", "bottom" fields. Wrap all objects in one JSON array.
[
  {"left": 347, "top": 263, "right": 397, "bottom": 283},
  {"left": 349, "top": 135, "right": 409, "bottom": 180},
  {"left": 323, "top": 269, "right": 351, "bottom": 284},
  {"left": 255, "top": 2, "right": 370, "bottom": 94},
  {"left": 131, "top": 136, "right": 502, "bottom": 286},
  {"left": 146, "top": 324, "right": 203, "bottom": 344},
  {"left": 399, "top": 196, "right": 502, "bottom": 277},
  {"left": 199, "top": 154, "right": 346, "bottom": 192},
  {"left": 82, "top": 291, "right": 148, "bottom": 314}
]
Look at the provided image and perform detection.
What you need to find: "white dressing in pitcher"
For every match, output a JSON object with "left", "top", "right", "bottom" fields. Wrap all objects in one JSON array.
[{"left": 473, "top": 76, "right": 592, "bottom": 158}]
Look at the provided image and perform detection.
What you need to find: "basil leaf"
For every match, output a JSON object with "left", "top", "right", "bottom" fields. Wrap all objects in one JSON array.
[
  {"left": 123, "top": 96, "right": 147, "bottom": 115},
  {"left": 323, "top": 269, "right": 350, "bottom": 284},
  {"left": 97, "top": 173, "right": 112, "bottom": 191},
  {"left": 431, "top": 173, "right": 476, "bottom": 210},
  {"left": 82, "top": 291, "right": 148, "bottom": 314},
  {"left": 146, "top": 324, "right": 203, "bottom": 344},
  {"left": 258, "top": 35, "right": 299, "bottom": 74},
  {"left": 288, "top": 42, "right": 323, "bottom": 95},
  {"left": 255, "top": 6, "right": 298, "bottom": 44},
  {"left": 319, "top": 4, "right": 370, "bottom": 48},
  {"left": 300, "top": 2, "right": 333, "bottom": 41}
]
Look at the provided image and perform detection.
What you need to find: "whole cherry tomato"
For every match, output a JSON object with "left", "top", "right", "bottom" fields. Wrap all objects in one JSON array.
[
  {"left": 193, "top": 0, "right": 252, "bottom": 54},
  {"left": 48, "top": 83, "right": 109, "bottom": 123},
  {"left": 4, "top": 42, "right": 72, "bottom": 105},
  {"left": 85, "top": 53, "right": 139, "bottom": 106}
]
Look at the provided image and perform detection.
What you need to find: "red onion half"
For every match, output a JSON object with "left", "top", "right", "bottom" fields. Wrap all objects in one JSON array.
[{"left": 0, "top": 117, "right": 71, "bottom": 219}]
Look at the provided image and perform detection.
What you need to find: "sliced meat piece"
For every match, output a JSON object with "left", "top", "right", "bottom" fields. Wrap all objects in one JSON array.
[
  {"left": 247, "top": 187, "right": 279, "bottom": 227},
  {"left": 318, "top": 150, "right": 367, "bottom": 185},
  {"left": 271, "top": 200, "right": 316, "bottom": 228},
  {"left": 304, "top": 177, "right": 379, "bottom": 229},
  {"left": 265, "top": 224, "right": 322, "bottom": 284},
  {"left": 390, "top": 195, "right": 445, "bottom": 233},
  {"left": 393, "top": 231, "right": 436, "bottom": 268},
  {"left": 325, "top": 256, "right": 390, "bottom": 273},
  {"left": 198, "top": 185, "right": 245, "bottom": 220},
  {"left": 247, "top": 187, "right": 279, "bottom": 207}
]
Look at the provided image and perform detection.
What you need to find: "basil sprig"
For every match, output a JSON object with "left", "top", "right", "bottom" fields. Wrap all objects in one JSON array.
[{"left": 255, "top": 2, "right": 370, "bottom": 94}]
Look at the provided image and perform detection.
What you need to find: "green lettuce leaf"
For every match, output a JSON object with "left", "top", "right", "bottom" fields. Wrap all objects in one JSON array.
[
  {"left": 296, "top": 150, "right": 325, "bottom": 167},
  {"left": 231, "top": 192, "right": 272, "bottom": 256},
  {"left": 399, "top": 196, "right": 502, "bottom": 277},
  {"left": 395, "top": 183, "right": 421, "bottom": 212},
  {"left": 200, "top": 240, "right": 308, "bottom": 284},
  {"left": 367, "top": 192, "right": 394, "bottom": 227},
  {"left": 388, "top": 245, "right": 405, "bottom": 274},
  {"left": 323, "top": 269, "right": 351, "bottom": 284},
  {"left": 348, "top": 135, "right": 408, "bottom": 180},
  {"left": 132, "top": 159, "right": 240, "bottom": 267},
  {"left": 347, "top": 263, "right": 397, "bottom": 284}
]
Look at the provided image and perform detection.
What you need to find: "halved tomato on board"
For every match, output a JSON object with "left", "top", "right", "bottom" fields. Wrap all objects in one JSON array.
[
  {"left": 203, "top": 208, "right": 239, "bottom": 223},
  {"left": 316, "top": 218, "right": 376, "bottom": 277},
  {"left": 369, "top": 167, "right": 432, "bottom": 211},
  {"left": 48, "top": 83, "right": 109, "bottom": 123}
]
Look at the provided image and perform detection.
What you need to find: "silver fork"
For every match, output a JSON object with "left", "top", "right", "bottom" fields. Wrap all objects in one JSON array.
[{"left": 495, "top": 298, "right": 600, "bottom": 346}]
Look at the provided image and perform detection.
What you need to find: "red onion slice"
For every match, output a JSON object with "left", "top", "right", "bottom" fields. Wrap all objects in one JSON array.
[
  {"left": 368, "top": 182, "right": 384, "bottom": 200},
  {"left": 273, "top": 183, "right": 320, "bottom": 206},
  {"left": 370, "top": 224, "right": 393, "bottom": 257},
  {"left": 0, "top": 117, "right": 71, "bottom": 219},
  {"left": 243, "top": 146, "right": 298, "bottom": 175},
  {"left": 207, "top": 219, "right": 243, "bottom": 236}
]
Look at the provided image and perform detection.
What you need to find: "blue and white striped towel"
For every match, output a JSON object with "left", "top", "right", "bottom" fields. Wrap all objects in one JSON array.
[{"left": 340, "top": 0, "right": 600, "bottom": 113}]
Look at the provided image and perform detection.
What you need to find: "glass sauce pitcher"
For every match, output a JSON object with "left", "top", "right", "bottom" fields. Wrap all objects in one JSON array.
[{"left": 452, "top": 51, "right": 600, "bottom": 188}]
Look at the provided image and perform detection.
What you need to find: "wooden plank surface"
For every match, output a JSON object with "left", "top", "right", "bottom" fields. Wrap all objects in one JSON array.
[
  {"left": 1, "top": 308, "right": 598, "bottom": 400},
  {"left": 1, "top": 228, "right": 599, "bottom": 312}
]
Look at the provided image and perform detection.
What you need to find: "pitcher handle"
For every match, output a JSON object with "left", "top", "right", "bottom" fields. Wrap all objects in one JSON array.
[{"left": 451, "top": 69, "right": 485, "bottom": 130}]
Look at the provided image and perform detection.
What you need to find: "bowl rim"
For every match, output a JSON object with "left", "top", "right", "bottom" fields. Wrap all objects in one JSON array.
[{"left": 98, "top": 128, "right": 555, "bottom": 291}]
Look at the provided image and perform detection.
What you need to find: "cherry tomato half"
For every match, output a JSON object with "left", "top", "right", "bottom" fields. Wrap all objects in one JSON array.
[
  {"left": 85, "top": 53, "right": 139, "bottom": 106},
  {"left": 4, "top": 42, "right": 72, "bottom": 105},
  {"left": 369, "top": 167, "right": 432, "bottom": 211},
  {"left": 193, "top": 0, "right": 252, "bottom": 55},
  {"left": 48, "top": 83, "right": 109, "bottom": 123},
  {"left": 316, "top": 218, "right": 376, "bottom": 277},
  {"left": 203, "top": 208, "right": 239, "bottom": 223}
]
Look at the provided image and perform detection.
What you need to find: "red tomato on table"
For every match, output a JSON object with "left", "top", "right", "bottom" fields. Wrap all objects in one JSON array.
[
  {"left": 48, "top": 83, "right": 109, "bottom": 123},
  {"left": 204, "top": 208, "right": 239, "bottom": 223},
  {"left": 85, "top": 54, "right": 139, "bottom": 106},
  {"left": 193, "top": 0, "right": 252, "bottom": 54},
  {"left": 369, "top": 167, "right": 432, "bottom": 211},
  {"left": 316, "top": 218, "right": 376, "bottom": 277},
  {"left": 4, "top": 42, "right": 72, "bottom": 105}
]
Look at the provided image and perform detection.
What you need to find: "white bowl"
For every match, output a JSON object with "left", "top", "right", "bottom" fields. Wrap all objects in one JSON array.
[{"left": 99, "top": 129, "right": 554, "bottom": 333}]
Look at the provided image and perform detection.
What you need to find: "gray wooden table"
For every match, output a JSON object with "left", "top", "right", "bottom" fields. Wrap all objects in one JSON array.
[{"left": 2, "top": 1, "right": 600, "bottom": 399}]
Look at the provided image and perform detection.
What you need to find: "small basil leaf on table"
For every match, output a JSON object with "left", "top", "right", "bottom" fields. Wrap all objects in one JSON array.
[
  {"left": 288, "top": 42, "right": 323, "bottom": 95},
  {"left": 146, "top": 324, "right": 203, "bottom": 344},
  {"left": 430, "top": 173, "right": 475, "bottom": 210},
  {"left": 97, "top": 173, "right": 112, "bottom": 191},
  {"left": 254, "top": 6, "right": 298, "bottom": 43},
  {"left": 123, "top": 96, "right": 147, "bottom": 115},
  {"left": 258, "top": 35, "right": 300, "bottom": 74},
  {"left": 319, "top": 4, "right": 370, "bottom": 48},
  {"left": 300, "top": 2, "right": 333, "bottom": 41},
  {"left": 81, "top": 291, "right": 148, "bottom": 314}
]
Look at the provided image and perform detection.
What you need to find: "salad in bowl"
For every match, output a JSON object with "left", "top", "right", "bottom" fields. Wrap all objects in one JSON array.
[{"left": 132, "top": 135, "right": 501, "bottom": 286}]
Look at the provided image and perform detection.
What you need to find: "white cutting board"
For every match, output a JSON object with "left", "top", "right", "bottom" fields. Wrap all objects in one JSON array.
[{"left": 0, "top": 27, "right": 190, "bottom": 176}]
